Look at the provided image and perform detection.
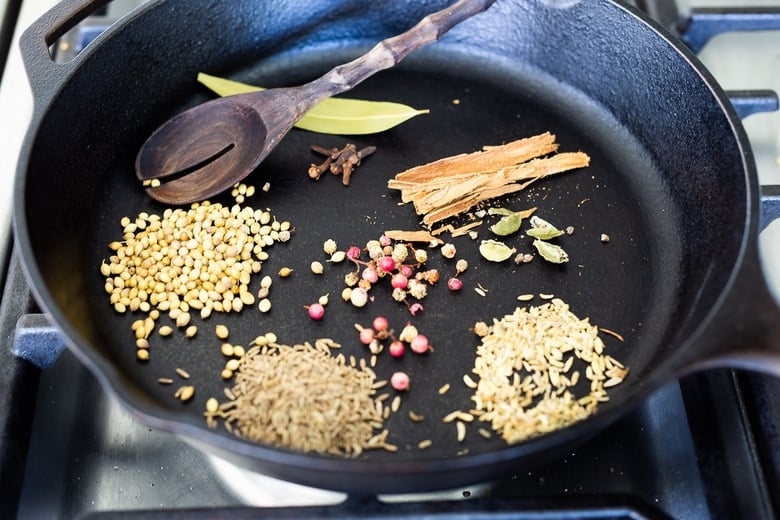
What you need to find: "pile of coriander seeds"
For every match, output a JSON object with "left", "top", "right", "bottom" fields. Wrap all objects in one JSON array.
[{"left": 100, "top": 183, "right": 291, "bottom": 361}]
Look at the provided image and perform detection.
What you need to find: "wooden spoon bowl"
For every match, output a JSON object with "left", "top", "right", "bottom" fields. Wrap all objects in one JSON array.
[{"left": 135, "top": 0, "right": 496, "bottom": 205}]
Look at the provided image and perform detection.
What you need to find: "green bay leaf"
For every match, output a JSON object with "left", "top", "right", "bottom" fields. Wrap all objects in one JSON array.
[{"left": 197, "top": 73, "right": 429, "bottom": 135}]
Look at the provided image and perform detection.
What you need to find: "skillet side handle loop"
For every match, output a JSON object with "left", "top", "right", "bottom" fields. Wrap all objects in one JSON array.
[
  {"left": 726, "top": 90, "right": 779, "bottom": 120},
  {"left": 679, "top": 8, "right": 780, "bottom": 53},
  {"left": 18, "top": 0, "right": 112, "bottom": 107},
  {"left": 760, "top": 185, "right": 780, "bottom": 232},
  {"left": 11, "top": 314, "right": 67, "bottom": 369}
]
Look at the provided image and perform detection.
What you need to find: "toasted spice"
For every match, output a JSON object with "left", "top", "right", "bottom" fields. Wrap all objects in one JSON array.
[
  {"left": 469, "top": 298, "right": 628, "bottom": 444},
  {"left": 387, "top": 133, "right": 590, "bottom": 226},
  {"left": 309, "top": 143, "right": 376, "bottom": 185},
  {"left": 205, "top": 338, "right": 390, "bottom": 456}
]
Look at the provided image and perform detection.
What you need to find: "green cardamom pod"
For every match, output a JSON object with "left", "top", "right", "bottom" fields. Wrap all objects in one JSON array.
[
  {"left": 479, "top": 240, "right": 517, "bottom": 262},
  {"left": 533, "top": 239, "right": 569, "bottom": 264}
]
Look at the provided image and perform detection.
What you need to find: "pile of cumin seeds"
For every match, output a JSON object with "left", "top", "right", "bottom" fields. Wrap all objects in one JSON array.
[
  {"left": 205, "top": 338, "right": 393, "bottom": 456},
  {"left": 470, "top": 298, "right": 628, "bottom": 444}
]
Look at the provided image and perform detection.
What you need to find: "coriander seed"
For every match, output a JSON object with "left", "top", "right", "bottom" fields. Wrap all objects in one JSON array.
[
  {"left": 310, "top": 261, "right": 324, "bottom": 274},
  {"left": 323, "top": 239, "right": 338, "bottom": 255},
  {"left": 215, "top": 324, "right": 229, "bottom": 339}
]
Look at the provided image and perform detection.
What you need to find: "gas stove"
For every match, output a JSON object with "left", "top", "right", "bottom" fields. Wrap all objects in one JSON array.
[{"left": 2, "top": 1, "right": 780, "bottom": 518}]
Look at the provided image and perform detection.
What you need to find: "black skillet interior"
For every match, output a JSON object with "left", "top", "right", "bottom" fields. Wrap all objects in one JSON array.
[{"left": 16, "top": 0, "right": 751, "bottom": 491}]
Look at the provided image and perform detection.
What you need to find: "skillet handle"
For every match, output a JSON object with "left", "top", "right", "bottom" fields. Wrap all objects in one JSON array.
[
  {"left": 18, "top": 0, "right": 113, "bottom": 109},
  {"left": 676, "top": 90, "right": 780, "bottom": 377},
  {"left": 679, "top": 8, "right": 780, "bottom": 53}
]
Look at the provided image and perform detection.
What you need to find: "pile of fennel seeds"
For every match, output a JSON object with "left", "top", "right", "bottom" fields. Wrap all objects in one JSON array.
[
  {"left": 100, "top": 183, "right": 291, "bottom": 361},
  {"left": 204, "top": 336, "right": 396, "bottom": 456},
  {"left": 470, "top": 298, "right": 628, "bottom": 444}
]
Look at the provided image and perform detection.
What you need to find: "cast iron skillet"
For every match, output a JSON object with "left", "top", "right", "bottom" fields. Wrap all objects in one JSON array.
[{"left": 13, "top": 0, "right": 780, "bottom": 493}]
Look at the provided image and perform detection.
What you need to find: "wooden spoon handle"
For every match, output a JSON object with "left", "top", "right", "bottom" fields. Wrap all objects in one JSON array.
[{"left": 297, "top": 0, "right": 496, "bottom": 105}]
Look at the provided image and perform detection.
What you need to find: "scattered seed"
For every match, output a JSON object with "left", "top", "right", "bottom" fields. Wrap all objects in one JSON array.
[
  {"left": 258, "top": 298, "right": 272, "bottom": 313},
  {"left": 418, "top": 439, "right": 433, "bottom": 450},
  {"left": 329, "top": 251, "right": 347, "bottom": 263},
  {"left": 278, "top": 267, "right": 294, "bottom": 278},
  {"left": 157, "top": 377, "right": 174, "bottom": 385},
  {"left": 176, "top": 385, "right": 195, "bottom": 402},
  {"left": 158, "top": 325, "right": 173, "bottom": 337},
  {"left": 478, "top": 428, "right": 492, "bottom": 439},
  {"left": 215, "top": 324, "right": 229, "bottom": 339},
  {"left": 175, "top": 312, "right": 191, "bottom": 328},
  {"left": 462, "top": 374, "right": 478, "bottom": 388},
  {"left": 408, "top": 410, "right": 425, "bottom": 422},
  {"left": 601, "top": 233, "right": 610, "bottom": 243},
  {"left": 175, "top": 368, "right": 190, "bottom": 379},
  {"left": 185, "top": 325, "right": 198, "bottom": 338},
  {"left": 350, "top": 287, "right": 369, "bottom": 308},
  {"left": 441, "top": 243, "right": 457, "bottom": 259},
  {"left": 438, "top": 383, "right": 451, "bottom": 395},
  {"left": 136, "top": 338, "right": 150, "bottom": 349},
  {"left": 517, "top": 294, "right": 534, "bottom": 301},
  {"left": 323, "top": 239, "right": 338, "bottom": 255},
  {"left": 456, "top": 421, "right": 467, "bottom": 442},
  {"left": 136, "top": 349, "right": 150, "bottom": 361},
  {"left": 206, "top": 397, "right": 219, "bottom": 414}
]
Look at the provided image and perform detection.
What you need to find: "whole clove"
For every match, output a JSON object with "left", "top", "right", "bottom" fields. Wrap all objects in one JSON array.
[{"left": 309, "top": 143, "right": 376, "bottom": 185}]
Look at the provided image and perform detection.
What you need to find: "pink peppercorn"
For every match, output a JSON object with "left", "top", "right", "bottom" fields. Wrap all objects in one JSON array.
[
  {"left": 410, "top": 334, "right": 430, "bottom": 354},
  {"left": 408, "top": 303, "right": 424, "bottom": 316},
  {"left": 372, "top": 316, "right": 389, "bottom": 332},
  {"left": 362, "top": 266, "right": 379, "bottom": 283},
  {"left": 379, "top": 235, "right": 392, "bottom": 247},
  {"left": 447, "top": 278, "right": 463, "bottom": 291},
  {"left": 359, "top": 327, "right": 375, "bottom": 345},
  {"left": 388, "top": 340, "right": 405, "bottom": 358},
  {"left": 307, "top": 303, "right": 325, "bottom": 321},
  {"left": 398, "top": 264, "right": 414, "bottom": 278},
  {"left": 346, "top": 246, "right": 361, "bottom": 260},
  {"left": 391, "top": 273, "right": 408, "bottom": 289},
  {"left": 378, "top": 256, "right": 396, "bottom": 272},
  {"left": 390, "top": 371, "right": 410, "bottom": 391}
]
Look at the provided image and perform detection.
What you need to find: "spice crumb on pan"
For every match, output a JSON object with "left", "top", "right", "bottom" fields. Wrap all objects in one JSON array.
[{"left": 469, "top": 298, "right": 629, "bottom": 444}]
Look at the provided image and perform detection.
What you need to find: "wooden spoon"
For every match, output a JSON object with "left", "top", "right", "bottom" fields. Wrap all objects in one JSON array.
[{"left": 135, "top": 0, "right": 496, "bottom": 205}]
